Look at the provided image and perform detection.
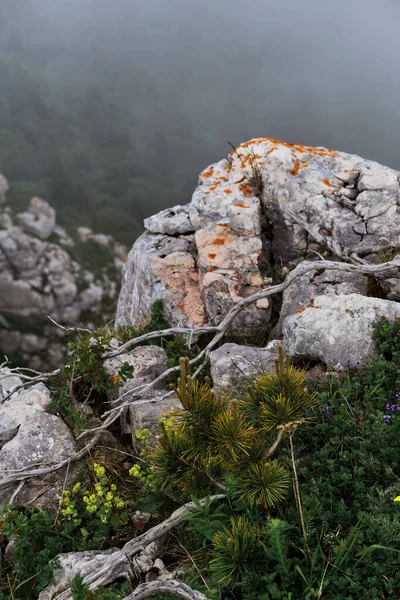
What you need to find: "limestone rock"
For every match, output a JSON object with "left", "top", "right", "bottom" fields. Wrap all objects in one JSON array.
[
  {"left": 0, "top": 373, "right": 76, "bottom": 510},
  {"left": 0, "top": 175, "right": 8, "bottom": 203},
  {"left": 282, "top": 293, "right": 400, "bottom": 369},
  {"left": 278, "top": 260, "right": 369, "bottom": 331},
  {"left": 104, "top": 344, "right": 169, "bottom": 387},
  {"left": 117, "top": 137, "right": 400, "bottom": 341},
  {"left": 144, "top": 204, "right": 194, "bottom": 235},
  {"left": 116, "top": 232, "right": 205, "bottom": 330},
  {"left": 16, "top": 197, "right": 56, "bottom": 240},
  {"left": 0, "top": 182, "right": 125, "bottom": 369},
  {"left": 210, "top": 341, "right": 281, "bottom": 392},
  {"left": 127, "top": 391, "right": 181, "bottom": 445}
]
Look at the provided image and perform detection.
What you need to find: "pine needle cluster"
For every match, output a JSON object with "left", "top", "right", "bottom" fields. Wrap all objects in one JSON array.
[{"left": 149, "top": 346, "right": 316, "bottom": 508}]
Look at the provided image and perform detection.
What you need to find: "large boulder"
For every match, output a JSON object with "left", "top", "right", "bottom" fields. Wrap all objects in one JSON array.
[
  {"left": 0, "top": 181, "right": 126, "bottom": 369},
  {"left": 116, "top": 138, "right": 400, "bottom": 339},
  {"left": 282, "top": 293, "right": 400, "bottom": 369},
  {"left": 0, "top": 370, "right": 76, "bottom": 510}
]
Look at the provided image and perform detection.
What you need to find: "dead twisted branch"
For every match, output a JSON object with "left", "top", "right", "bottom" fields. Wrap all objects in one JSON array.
[
  {"left": 120, "top": 580, "right": 210, "bottom": 600},
  {"left": 49, "top": 495, "right": 224, "bottom": 600},
  {"left": 1, "top": 256, "right": 399, "bottom": 489}
]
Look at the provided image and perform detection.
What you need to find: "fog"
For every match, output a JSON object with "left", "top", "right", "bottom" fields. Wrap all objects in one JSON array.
[{"left": 1, "top": 0, "right": 400, "bottom": 242}]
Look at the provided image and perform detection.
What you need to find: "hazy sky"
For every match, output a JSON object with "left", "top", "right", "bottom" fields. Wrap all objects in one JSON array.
[{"left": 3, "top": 0, "right": 400, "bottom": 168}]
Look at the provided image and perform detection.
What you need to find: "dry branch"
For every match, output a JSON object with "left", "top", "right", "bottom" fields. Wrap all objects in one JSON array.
[
  {"left": 50, "top": 495, "right": 224, "bottom": 600},
  {"left": 2, "top": 257, "right": 400, "bottom": 485},
  {"left": 121, "top": 580, "right": 210, "bottom": 600}
]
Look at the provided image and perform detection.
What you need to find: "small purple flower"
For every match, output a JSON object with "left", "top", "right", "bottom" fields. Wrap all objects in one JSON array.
[
  {"left": 344, "top": 360, "right": 360, "bottom": 369},
  {"left": 383, "top": 414, "right": 392, "bottom": 424},
  {"left": 385, "top": 402, "right": 400, "bottom": 414},
  {"left": 320, "top": 405, "right": 332, "bottom": 421}
]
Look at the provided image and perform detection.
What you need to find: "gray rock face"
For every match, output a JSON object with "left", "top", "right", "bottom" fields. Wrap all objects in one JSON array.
[
  {"left": 282, "top": 293, "right": 400, "bottom": 369},
  {"left": 127, "top": 391, "right": 181, "bottom": 445},
  {"left": 16, "top": 197, "right": 56, "bottom": 240},
  {"left": 116, "top": 232, "right": 205, "bottom": 330},
  {"left": 0, "top": 182, "right": 125, "bottom": 369},
  {"left": 0, "top": 175, "right": 8, "bottom": 203},
  {"left": 105, "top": 344, "right": 180, "bottom": 443},
  {"left": 116, "top": 138, "right": 400, "bottom": 341},
  {"left": 278, "top": 260, "right": 369, "bottom": 331},
  {"left": 210, "top": 341, "right": 281, "bottom": 392},
  {"left": 144, "top": 204, "right": 194, "bottom": 235},
  {"left": 104, "top": 344, "right": 169, "bottom": 388},
  {"left": 0, "top": 371, "right": 76, "bottom": 510}
]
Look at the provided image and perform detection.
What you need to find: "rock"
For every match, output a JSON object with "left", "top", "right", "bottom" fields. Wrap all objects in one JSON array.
[
  {"left": 0, "top": 374, "right": 76, "bottom": 510},
  {"left": 210, "top": 341, "right": 281, "bottom": 392},
  {"left": 116, "top": 232, "right": 205, "bottom": 330},
  {"left": 0, "top": 182, "right": 125, "bottom": 369},
  {"left": 277, "top": 260, "right": 369, "bottom": 331},
  {"left": 16, "top": 197, "right": 56, "bottom": 240},
  {"left": 117, "top": 137, "right": 400, "bottom": 341},
  {"left": 0, "top": 175, "right": 8, "bottom": 203},
  {"left": 282, "top": 293, "right": 400, "bottom": 369},
  {"left": 144, "top": 204, "right": 194, "bottom": 235},
  {"left": 104, "top": 344, "right": 180, "bottom": 443},
  {"left": 126, "top": 391, "right": 181, "bottom": 445},
  {"left": 104, "top": 345, "right": 169, "bottom": 387}
]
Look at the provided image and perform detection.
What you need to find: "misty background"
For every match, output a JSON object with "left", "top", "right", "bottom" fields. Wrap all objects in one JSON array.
[{"left": 1, "top": 0, "right": 400, "bottom": 244}]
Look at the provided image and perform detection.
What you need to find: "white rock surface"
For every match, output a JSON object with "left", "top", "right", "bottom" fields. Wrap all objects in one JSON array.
[
  {"left": 0, "top": 184, "right": 125, "bottom": 369},
  {"left": 0, "top": 372, "right": 76, "bottom": 509},
  {"left": 144, "top": 204, "right": 194, "bottom": 235},
  {"left": 116, "top": 138, "right": 400, "bottom": 339},
  {"left": 210, "top": 341, "right": 281, "bottom": 392},
  {"left": 282, "top": 293, "right": 400, "bottom": 369}
]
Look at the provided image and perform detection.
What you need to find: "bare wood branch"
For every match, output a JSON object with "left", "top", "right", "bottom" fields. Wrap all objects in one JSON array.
[
  {"left": 121, "top": 580, "right": 210, "bottom": 600},
  {"left": 46, "top": 315, "right": 93, "bottom": 334},
  {"left": 0, "top": 433, "right": 100, "bottom": 492},
  {"left": 76, "top": 256, "right": 400, "bottom": 436},
  {"left": 51, "top": 495, "right": 225, "bottom": 600},
  {"left": 104, "top": 326, "right": 218, "bottom": 359},
  {"left": 2, "top": 256, "right": 399, "bottom": 485}
]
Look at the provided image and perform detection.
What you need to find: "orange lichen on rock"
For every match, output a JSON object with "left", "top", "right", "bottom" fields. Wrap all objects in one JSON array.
[
  {"left": 233, "top": 202, "right": 251, "bottom": 208},
  {"left": 217, "top": 223, "right": 230, "bottom": 228},
  {"left": 297, "top": 307, "right": 306, "bottom": 313},
  {"left": 223, "top": 188, "right": 233, "bottom": 195},
  {"left": 208, "top": 253, "right": 216, "bottom": 260},
  {"left": 323, "top": 179, "right": 331, "bottom": 187},
  {"left": 212, "top": 238, "right": 226, "bottom": 246},
  {"left": 290, "top": 158, "right": 309, "bottom": 177},
  {"left": 226, "top": 163, "right": 232, "bottom": 173},
  {"left": 345, "top": 308, "right": 350, "bottom": 313},
  {"left": 239, "top": 183, "right": 254, "bottom": 197},
  {"left": 237, "top": 137, "right": 339, "bottom": 159},
  {"left": 209, "top": 183, "right": 221, "bottom": 192},
  {"left": 177, "top": 303, "right": 185, "bottom": 309},
  {"left": 124, "top": 256, "right": 129, "bottom": 263},
  {"left": 219, "top": 176, "right": 228, "bottom": 181},
  {"left": 290, "top": 160, "right": 301, "bottom": 177},
  {"left": 202, "top": 167, "right": 214, "bottom": 178}
]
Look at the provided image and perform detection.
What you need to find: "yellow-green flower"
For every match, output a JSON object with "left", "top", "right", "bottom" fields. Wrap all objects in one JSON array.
[{"left": 394, "top": 496, "right": 400, "bottom": 502}]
